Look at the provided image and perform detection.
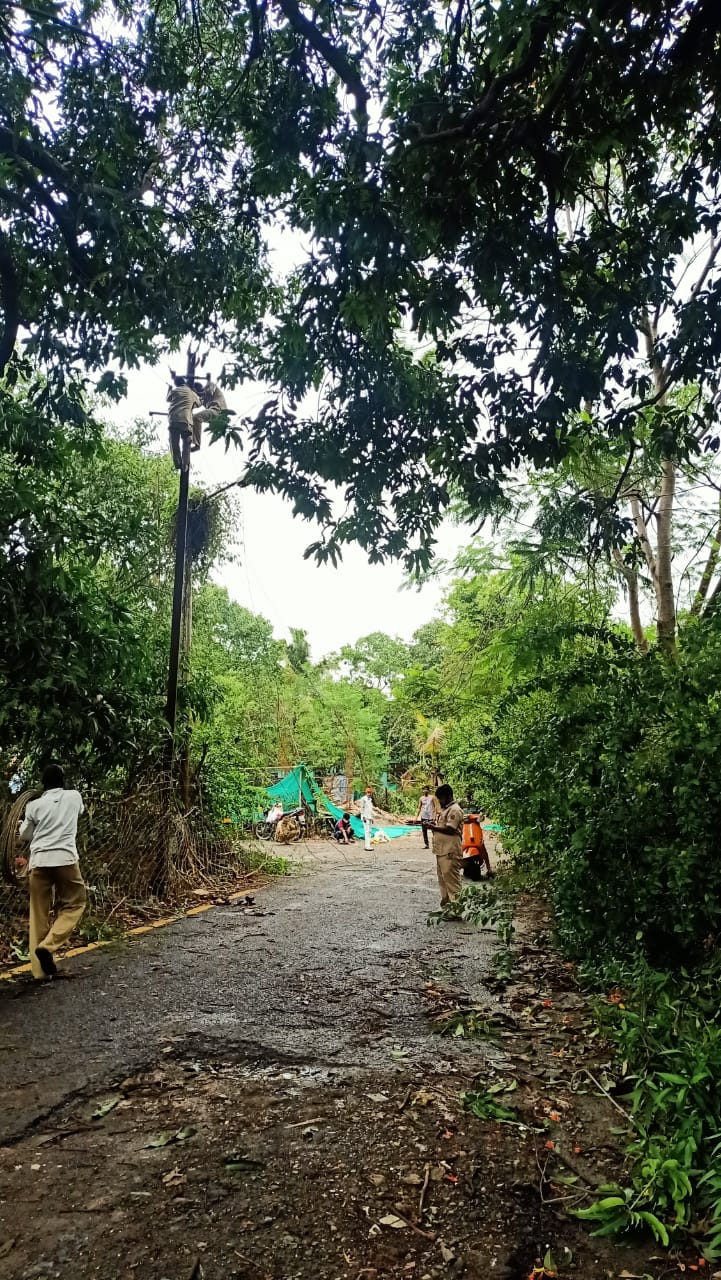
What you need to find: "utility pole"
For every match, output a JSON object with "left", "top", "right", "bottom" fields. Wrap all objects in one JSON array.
[{"left": 164, "top": 347, "right": 197, "bottom": 738}]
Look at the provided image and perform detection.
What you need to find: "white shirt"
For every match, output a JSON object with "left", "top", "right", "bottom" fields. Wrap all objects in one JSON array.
[
  {"left": 419, "top": 794, "right": 436, "bottom": 821},
  {"left": 19, "top": 788, "right": 84, "bottom": 870},
  {"left": 359, "top": 795, "right": 374, "bottom": 822}
]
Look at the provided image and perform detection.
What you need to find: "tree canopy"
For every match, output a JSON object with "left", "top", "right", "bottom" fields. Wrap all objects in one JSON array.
[{"left": 4, "top": 1, "right": 721, "bottom": 578}]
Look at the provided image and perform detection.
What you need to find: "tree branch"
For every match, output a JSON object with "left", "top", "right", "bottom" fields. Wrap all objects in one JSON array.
[
  {"left": 612, "top": 547, "right": 648, "bottom": 652},
  {"left": 274, "top": 0, "right": 368, "bottom": 129},
  {"left": 413, "top": 8, "right": 554, "bottom": 145},
  {"left": 0, "top": 124, "right": 78, "bottom": 194},
  {"left": 0, "top": 230, "right": 20, "bottom": 374},
  {"left": 0, "top": 0, "right": 108, "bottom": 47},
  {"left": 630, "top": 492, "right": 658, "bottom": 585},
  {"left": 692, "top": 489, "right": 721, "bottom": 616}
]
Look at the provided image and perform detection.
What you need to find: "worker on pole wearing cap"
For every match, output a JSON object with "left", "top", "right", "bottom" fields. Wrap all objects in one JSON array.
[{"left": 359, "top": 787, "right": 374, "bottom": 851}]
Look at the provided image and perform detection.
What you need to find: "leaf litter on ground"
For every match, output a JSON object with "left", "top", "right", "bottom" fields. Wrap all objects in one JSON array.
[
  {"left": 92, "top": 1094, "right": 123, "bottom": 1119},
  {"left": 144, "top": 1126, "right": 196, "bottom": 1149}
]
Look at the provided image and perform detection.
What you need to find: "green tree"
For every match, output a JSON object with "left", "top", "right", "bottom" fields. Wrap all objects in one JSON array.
[
  {"left": 7, "top": 1, "right": 720, "bottom": 585},
  {"left": 0, "top": 1, "right": 269, "bottom": 379},
  {"left": 286, "top": 627, "right": 311, "bottom": 674},
  {"left": 334, "top": 632, "right": 410, "bottom": 693}
]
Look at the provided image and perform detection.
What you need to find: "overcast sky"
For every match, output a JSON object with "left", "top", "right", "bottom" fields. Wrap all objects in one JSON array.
[{"left": 112, "top": 367, "right": 466, "bottom": 660}]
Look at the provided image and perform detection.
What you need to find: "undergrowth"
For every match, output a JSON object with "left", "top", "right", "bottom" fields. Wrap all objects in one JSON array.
[
  {"left": 575, "top": 956, "right": 721, "bottom": 1258},
  {"left": 428, "top": 880, "right": 516, "bottom": 977},
  {"left": 238, "top": 845, "right": 292, "bottom": 876},
  {"left": 438, "top": 878, "right": 721, "bottom": 1257}
]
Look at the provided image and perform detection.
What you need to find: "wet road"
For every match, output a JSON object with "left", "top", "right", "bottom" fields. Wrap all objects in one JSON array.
[{"left": 0, "top": 839, "right": 496, "bottom": 1143}]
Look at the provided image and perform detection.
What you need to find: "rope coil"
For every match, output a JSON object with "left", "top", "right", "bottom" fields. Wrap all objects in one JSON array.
[{"left": 0, "top": 790, "right": 39, "bottom": 885}]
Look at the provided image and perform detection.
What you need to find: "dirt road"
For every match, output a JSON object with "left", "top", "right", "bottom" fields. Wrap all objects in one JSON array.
[{"left": 0, "top": 840, "right": 642, "bottom": 1280}]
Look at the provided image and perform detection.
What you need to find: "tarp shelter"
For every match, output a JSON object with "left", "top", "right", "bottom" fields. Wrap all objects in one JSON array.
[
  {"left": 265, "top": 764, "right": 503, "bottom": 842},
  {"left": 265, "top": 764, "right": 316, "bottom": 811},
  {"left": 267, "top": 764, "right": 416, "bottom": 841}
]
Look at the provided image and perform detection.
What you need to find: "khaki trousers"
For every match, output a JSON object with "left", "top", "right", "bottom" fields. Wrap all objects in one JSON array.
[
  {"left": 194, "top": 406, "right": 226, "bottom": 428},
  {"left": 28, "top": 865, "right": 87, "bottom": 979},
  {"left": 436, "top": 851, "right": 463, "bottom": 907},
  {"left": 168, "top": 423, "right": 196, "bottom": 469}
]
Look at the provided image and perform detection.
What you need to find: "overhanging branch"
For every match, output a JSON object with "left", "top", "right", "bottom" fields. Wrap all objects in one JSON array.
[{"left": 274, "top": 0, "right": 368, "bottom": 129}]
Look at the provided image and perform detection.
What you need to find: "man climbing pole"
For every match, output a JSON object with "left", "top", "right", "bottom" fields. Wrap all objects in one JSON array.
[
  {"left": 194, "top": 373, "right": 228, "bottom": 433},
  {"left": 167, "top": 374, "right": 201, "bottom": 470}
]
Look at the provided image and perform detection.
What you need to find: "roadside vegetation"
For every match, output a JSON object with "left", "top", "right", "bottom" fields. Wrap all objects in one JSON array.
[{"left": 2, "top": 0, "right": 721, "bottom": 1261}]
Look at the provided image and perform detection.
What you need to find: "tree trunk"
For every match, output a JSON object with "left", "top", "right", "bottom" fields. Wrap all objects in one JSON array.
[
  {"left": 612, "top": 548, "right": 648, "bottom": 652},
  {"left": 630, "top": 494, "right": 657, "bottom": 583},
  {"left": 345, "top": 740, "right": 354, "bottom": 807},
  {"left": 178, "top": 542, "right": 193, "bottom": 810},
  {"left": 692, "top": 490, "right": 721, "bottom": 615},
  {"left": 655, "top": 458, "right": 677, "bottom": 654},
  {"left": 641, "top": 311, "right": 677, "bottom": 655}
]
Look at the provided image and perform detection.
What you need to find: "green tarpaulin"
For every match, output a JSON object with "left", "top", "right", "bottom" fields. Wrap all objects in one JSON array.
[
  {"left": 265, "top": 765, "right": 503, "bottom": 841},
  {"left": 266, "top": 764, "right": 415, "bottom": 840},
  {"left": 266, "top": 764, "right": 316, "bottom": 810}
]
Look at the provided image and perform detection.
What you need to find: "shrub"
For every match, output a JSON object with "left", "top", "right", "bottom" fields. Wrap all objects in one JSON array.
[{"left": 479, "top": 615, "right": 721, "bottom": 966}]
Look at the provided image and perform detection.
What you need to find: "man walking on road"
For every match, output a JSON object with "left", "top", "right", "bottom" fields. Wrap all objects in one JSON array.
[
  {"left": 416, "top": 785, "right": 439, "bottom": 849},
  {"left": 359, "top": 787, "right": 374, "bottom": 851},
  {"left": 17, "top": 764, "right": 87, "bottom": 979},
  {"left": 431, "top": 784, "right": 464, "bottom": 907}
]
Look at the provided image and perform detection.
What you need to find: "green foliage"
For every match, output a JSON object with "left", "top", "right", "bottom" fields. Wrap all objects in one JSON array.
[
  {"left": 4, "top": 1, "right": 721, "bottom": 577},
  {"left": 575, "top": 1188, "right": 670, "bottom": 1247},
  {"left": 462, "top": 1083, "right": 519, "bottom": 1125},
  {"left": 0, "top": 382, "right": 177, "bottom": 776},
  {"left": 481, "top": 611, "right": 721, "bottom": 966},
  {"left": 431, "top": 1009, "right": 497, "bottom": 1041},
  {"left": 0, "top": 1, "right": 269, "bottom": 380},
  {"left": 78, "top": 916, "right": 125, "bottom": 945},
  {"left": 576, "top": 959, "right": 721, "bottom": 1255},
  {"left": 239, "top": 847, "right": 292, "bottom": 878},
  {"left": 333, "top": 633, "right": 410, "bottom": 693},
  {"left": 429, "top": 882, "right": 516, "bottom": 977}
]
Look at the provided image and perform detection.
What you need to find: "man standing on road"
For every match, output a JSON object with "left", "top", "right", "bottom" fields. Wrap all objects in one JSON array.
[
  {"left": 359, "top": 787, "right": 374, "bottom": 851},
  {"left": 431, "top": 784, "right": 465, "bottom": 907},
  {"left": 17, "top": 764, "right": 87, "bottom": 980},
  {"left": 416, "top": 786, "right": 439, "bottom": 849}
]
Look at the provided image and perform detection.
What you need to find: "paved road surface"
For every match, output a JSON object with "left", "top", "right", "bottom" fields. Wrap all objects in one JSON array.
[{"left": 0, "top": 839, "right": 495, "bottom": 1143}]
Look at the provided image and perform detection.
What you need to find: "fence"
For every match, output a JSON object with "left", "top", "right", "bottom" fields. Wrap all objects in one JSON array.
[{"left": 0, "top": 775, "right": 248, "bottom": 969}]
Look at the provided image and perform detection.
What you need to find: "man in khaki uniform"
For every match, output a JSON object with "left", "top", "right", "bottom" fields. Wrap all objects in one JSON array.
[
  {"left": 194, "top": 374, "right": 228, "bottom": 432},
  {"left": 430, "top": 784, "right": 464, "bottom": 907},
  {"left": 17, "top": 764, "right": 87, "bottom": 979},
  {"left": 167, "top": 375, "right": 201, "bottom": 469}
]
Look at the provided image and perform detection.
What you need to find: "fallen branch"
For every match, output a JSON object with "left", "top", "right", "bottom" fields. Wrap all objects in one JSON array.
[
  {"left": 584, "top": 1067, "right": 636, "bottom": 1129},
  {"left": 418, "top": 1161, "right": 431, "bottom": 1219}
]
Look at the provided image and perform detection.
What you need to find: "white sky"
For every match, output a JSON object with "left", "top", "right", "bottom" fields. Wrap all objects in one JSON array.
[
  {"left": 111, "top": 368, "right": 465, "bottom": 660},
  {"left": 106, "top": 222, "right": 720, "bottom": 657},
  {"left": 106, "top": 220, "right": 469, "bottom": 659}
]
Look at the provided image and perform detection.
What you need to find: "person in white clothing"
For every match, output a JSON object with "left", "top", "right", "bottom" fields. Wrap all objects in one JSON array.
[
  {"left": 359, "top": 787, "right": 374, "bottom": 850},
  {"left": 416, "top": 785, "right": 440, "bottom": 849},
  {"left": 17, "top": 763, "right": 87, "bottom": 979}
]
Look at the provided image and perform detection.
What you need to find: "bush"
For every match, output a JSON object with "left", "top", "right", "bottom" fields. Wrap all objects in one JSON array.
[{"left": 479, "top": 615, "right": 721, "bottom": 966}]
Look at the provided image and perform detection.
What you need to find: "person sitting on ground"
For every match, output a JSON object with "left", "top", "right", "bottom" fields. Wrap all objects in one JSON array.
[
  {"left": 16, "top": 763, "right": 87, "bottom": 980},
  {"left": 333, "top": 813, "right": 355, "bottom": 845},
  {"left": 430, "top": 783, "right": 465, "bottom": 907}
]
